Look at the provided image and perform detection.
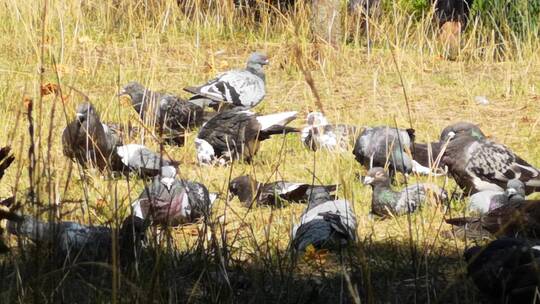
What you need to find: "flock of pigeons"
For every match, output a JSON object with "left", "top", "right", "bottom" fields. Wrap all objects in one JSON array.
[{"left": 3, "top": 52, "right": 540, "bottom": 302}]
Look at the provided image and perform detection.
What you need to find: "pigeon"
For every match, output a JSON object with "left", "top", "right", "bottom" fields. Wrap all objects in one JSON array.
[
  {"left": 445, "top": 199, "right": 540, "bottom": 238},
  {"left": 352, "top": 126, "right": 415, "bottom": 177},
  {"left": 301, "top": 112, "right": 358, "bottom": 152},
  {"left": 7, "top": 215, "right": 146, "bottom": 264},
  {"left": 439, "top": 121, "right": 485, "bottom": 142},
  {"left": 196, "top": 108, "right": 299, "bottom": 164},
  {"left": 61, "top": 102, "right": 118, "bottom": 170},
  {"left": 184, "top": 52, "right": 268, "bottom": 110},
  {"left": 132, "top": 167, "right": 217, "bottom": 226},
  {"left": 111, "top": 144, "right": 179, "bottom": 178},
  {"left": 228, "top": 175, "right": 337, "bottom": 207},
  {"left": 442, "top": 134, "right": 540, "bottom": 195},
  {"left": 362, "top": 167, "right": 448, "bottom": 217},
  {"left": 468, "top": 179, "right": 526, "bottom": 214},
  {"left": 291, "top": 190, "right": 357, "bottom": 252},
  {"left": 118, "top": 82, "right": 205, "bottom": 146},
  {"left": 411, "top": 122, "right": 485, "bottom": 175},
  {"left": 464, "top": 238, "right": 540, "bottom": 303}
]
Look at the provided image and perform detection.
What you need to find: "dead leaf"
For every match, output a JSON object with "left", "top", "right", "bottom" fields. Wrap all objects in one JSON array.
[{"left": 41, "top": 83, "right": 59, "bottom": 97}]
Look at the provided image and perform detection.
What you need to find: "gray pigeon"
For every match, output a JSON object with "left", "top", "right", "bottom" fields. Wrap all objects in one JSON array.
[
  {"left": 118, "top": 82, "right": 205, "bottom": 146},
  {"left": 184, "top": 52, "right": 268, "bottom": 110},
  {"left": 196, "top": 108, "right": 299, "bottom": 165},
  {"left": 228, "top": 174, "right": 337, "bottom": 207},
  {"left": 468, "top": 179, "right": 526, "bottom": 214},
  {"left": 301, "top": 112, "right": 358, "bottom": 152},
  {"left": 362, "top": 167, "right": 448, "bottom": 217},
  {"left": 61, "top": 102, "right": 117, "bottom": 170},
  {"left": 132, "top": 167, "right": 217, "bottom": 226},
  {"left": 352, "top": 126, "right": 415, "bottom": 176},
  {"left": 442, "top": 134, "right": 540, "bottom": 195},
  {"left": 7, "top": 215, "right": 145, "bottom": 264},
  {"left": 291, "top": 190, "right": 357, "bottom": 252}
]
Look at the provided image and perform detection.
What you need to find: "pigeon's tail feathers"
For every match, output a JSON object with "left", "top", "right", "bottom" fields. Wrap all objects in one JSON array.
[
  {"left": 187, "top": 96, "right": 215, "bottom": 108},
  {"left": 260, "top": 125, "right": 300, "bottom": 137},
  {"left": 7, "top": 216, "right": 51, "bottom": 242},
  {"left": 184, "top": 86, "right": 201, "bottom": 95},
  {"left": 445, "top": 217, "right": 480, "bottom": 226},
  {"left": 256, "top": 111, "right": 297, "bottom": 130}
]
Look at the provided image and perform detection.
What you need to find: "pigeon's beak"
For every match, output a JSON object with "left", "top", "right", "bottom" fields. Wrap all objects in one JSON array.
[
  {"left": 507, "top": 188, "right": 517, "bottom": 195},
  {"left": 116, "top": 88, "right": 127, "bottom": 97},
  {"left": 362, "top": 176, "right": 374, "bottom": 185},
  {"left": 76, "top": 113, "right": 84, "bottom": 121},
  {"left": 263, "top": 58, "right": 269, "bottom": 65}
]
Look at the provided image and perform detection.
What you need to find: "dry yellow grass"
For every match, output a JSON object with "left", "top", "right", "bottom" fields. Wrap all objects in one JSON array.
[{"left": 1, "top": 0, "right": 540, "bottom": 302}]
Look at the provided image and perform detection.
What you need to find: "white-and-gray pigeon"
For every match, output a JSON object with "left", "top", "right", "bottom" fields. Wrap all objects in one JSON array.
[
  {"left": 291, "top": 190, "right": 357, "bottom": 252},
  {"left": 362, "top": 167, "right": 447, "bottom": 217},
  {"left": 468, "top": 179, "right": 525, "bottom": 214},
  {"left": 196, "top": 108, "right": 298, "bottom": 165},
  {"left": 301, "top": 112, "right": 358, "bottom": 152},
  {"left": 184, "top": 52, "right": 268, "bottom": 110}
]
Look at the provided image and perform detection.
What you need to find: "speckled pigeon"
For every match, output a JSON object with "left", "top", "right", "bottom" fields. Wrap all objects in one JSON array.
[
  {"left": 7, "top": 215, "right": 146, "bottom": 264},
  {"left": 412, "top": 122, "right": 485, "bottom": 175},
  {"left": 463, "top": 237, "right": 540, "bottom": 304},
  {"left": 442, "top": 134, "right": 540, "bottom": 195},
  {"left": 196, "top": 108, "right": 299, "bottom": 165},
  {"left": 353, "top": 126, "right": 415, "bottom": 176},
  {"left": 62, "top": 102, "right": 118, "bottom": 170},
  {"left": 228, "top": 175, "right": 337, "bottom": 207},
  {"left": 132, "top": 167, "right": 217, "bottom": 226},
  {"left": 362, "top": 167, "right": 448, "bottom": 217},
  {"left": 468, "top": 179, "right": 525, "bottom": 214},
  {"left": 118, "top": 82, "right": 205, "bottom": 146},
  {"left": 184, "top": 52, "right": 268, "bottom": 110},
  {"left": 301, "top": 112, "right": 358, "bottom": 152},
  {"left": 291, "top": 190, "right": 357, "bottom": 252}
]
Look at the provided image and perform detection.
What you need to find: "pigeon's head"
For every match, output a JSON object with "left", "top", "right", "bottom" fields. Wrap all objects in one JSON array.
[
  {"left": 247, "top": 52, "right": 269, "bottom": 66},
  {"left": 362, "top": 167, "right": 390, "bottom": 187},
  {"left": 229, "top": 175, "right": 258, "bottom": 204},
  {"left": 118, "top": 82, "right": 146, "bottom": 105},
  {"left": 195, "top": 138, "right": 215, "bottom": 165},
  {"left": 160, "top": 166, "right": 177, "bottom": 190},
  {"left": 440, "top": 122, "right": 485, "bottom": 142},
  {"left": 306, "top": 112, "right": 328, "bottom": 127},
  {"left": 506, "top": 178, "right": 525, "bottom": 202},
  {"left": 75, "top": 102, "right": 98, "bottom": 122}
]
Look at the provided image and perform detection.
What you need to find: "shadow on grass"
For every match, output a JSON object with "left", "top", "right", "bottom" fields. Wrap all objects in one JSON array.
[{"left": 0, "top": 229, "right": 485, "bottom": 304}]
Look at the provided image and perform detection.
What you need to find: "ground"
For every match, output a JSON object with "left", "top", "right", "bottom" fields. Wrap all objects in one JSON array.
[{"left": 0, "top": 1, "right": 539, "bottom": 303}]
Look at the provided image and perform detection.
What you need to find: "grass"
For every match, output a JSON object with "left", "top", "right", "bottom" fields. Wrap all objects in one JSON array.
[{"left": 1, "top": 0, "right": 540, "bottom": 302}]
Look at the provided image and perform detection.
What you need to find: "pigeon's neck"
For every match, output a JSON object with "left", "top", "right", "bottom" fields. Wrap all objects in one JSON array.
[
  {"left": 246, "top": 64, "right": 265, "bottom": 81},
  {"left": 372, "top": 184, "right": 398, "bottom": 209}
]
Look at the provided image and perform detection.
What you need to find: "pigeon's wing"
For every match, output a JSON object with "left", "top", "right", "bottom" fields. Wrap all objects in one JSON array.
[
  {"left": 186, "top": 70, "right": 264, "bottom": 108},
  {"left": 465, "top": 140, "right": 540, "bottom": 193},
  {"left": 197, "top": 110, "right": 254, "bottom": 160}
]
